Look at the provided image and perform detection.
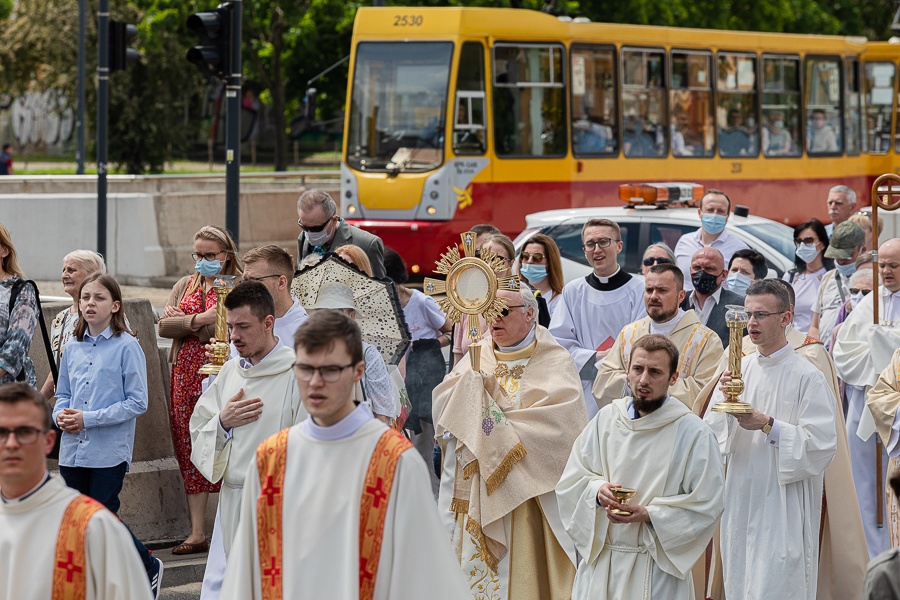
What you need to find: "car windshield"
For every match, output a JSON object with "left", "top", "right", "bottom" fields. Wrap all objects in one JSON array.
[
  {"left": 347, "top": 42, "right": 453, "bottom": 173},
  {"left": 735, "top": 221, "right": 795, "bottom": 262}
]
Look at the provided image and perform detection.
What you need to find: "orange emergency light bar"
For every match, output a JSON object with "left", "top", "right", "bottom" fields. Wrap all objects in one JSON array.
[{"left": 619, "top": 183, "right": 705, "bottom": 207}]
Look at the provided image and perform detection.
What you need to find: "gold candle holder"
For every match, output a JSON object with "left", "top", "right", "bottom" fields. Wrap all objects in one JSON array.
[
  {"left": 711, "top": 305, "right": 753, "bottom": 414},
  {"left": 610, "top": 487, "right": 637, "bottom": 516},
  {"left": 198, "top": 275, "right": 237, "bottom": 376}
]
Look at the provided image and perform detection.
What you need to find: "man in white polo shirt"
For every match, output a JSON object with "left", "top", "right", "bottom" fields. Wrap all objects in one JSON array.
[{"left": 675, "top": 189, "right": 748, "bottom": 292}]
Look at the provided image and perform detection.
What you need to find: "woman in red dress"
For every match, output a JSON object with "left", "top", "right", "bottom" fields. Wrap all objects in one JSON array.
[{"left": 158, "top": 225, "right": 242, "bottom": 554}]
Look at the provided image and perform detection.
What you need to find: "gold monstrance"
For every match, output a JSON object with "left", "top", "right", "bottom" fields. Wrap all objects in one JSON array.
[
  {"left": 198, "top": 275, "right": 237, "bottom": 376},
  {"left": 423, "top": 231, "right": 521, "bottom": 371},
  {"left": 711, "top": 305, "right": 753, "bottom": 413}
]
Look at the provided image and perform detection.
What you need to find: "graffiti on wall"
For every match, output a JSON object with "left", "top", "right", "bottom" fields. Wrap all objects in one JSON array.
[{"left": 8, "top": 90, "right": 74, "bottom": 147}]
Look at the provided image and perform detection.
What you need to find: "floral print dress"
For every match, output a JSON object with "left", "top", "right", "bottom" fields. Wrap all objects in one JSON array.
[
  {"left": 0, "top": 276, "right": 38, "bottom": 386},
  {"left": 170, "top": 285, "right": 221, "bottom": 494}
]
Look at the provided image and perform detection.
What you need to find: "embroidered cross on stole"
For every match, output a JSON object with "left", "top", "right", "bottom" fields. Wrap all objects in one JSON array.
[
  {"left": 52, "top": 495, "right": 103, "bottom": 600},
  {"left": 255, "top": 427, "right": 412, "bottom": 600}
]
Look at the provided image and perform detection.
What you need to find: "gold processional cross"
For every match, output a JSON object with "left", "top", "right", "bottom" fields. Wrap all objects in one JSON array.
[{"left": 423, "top": 231, "right": 521, "bottom": 370}]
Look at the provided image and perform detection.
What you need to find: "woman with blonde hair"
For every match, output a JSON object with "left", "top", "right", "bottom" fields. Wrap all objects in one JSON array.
[
  {"left": 335, "top": 244, "right": 374, "bottom": 277},
  {"left": 158, "top": 225, "right": 242, "bottom": 554},
  {"left": 0, "top": 222, "right": 38, "bottom": 386}
]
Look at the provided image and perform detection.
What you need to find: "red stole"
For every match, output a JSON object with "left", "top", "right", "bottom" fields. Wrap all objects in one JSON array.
[
  {"left": 52, "top": 495, "right": 104, "bottom": 600},
  {"left": 255, "top": 426, "right": 412, "bottom": 600}
]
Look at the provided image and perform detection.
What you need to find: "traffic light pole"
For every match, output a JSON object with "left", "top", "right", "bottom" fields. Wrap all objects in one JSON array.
[
  {"left": 76, "top": 0, "right": 86, "bottom": 175},
  {"left": 97, "top": 0, "right": 109, "bottom": 257},
  {"left": 225, "top": 0, "right": 242, "bottom": 246}
]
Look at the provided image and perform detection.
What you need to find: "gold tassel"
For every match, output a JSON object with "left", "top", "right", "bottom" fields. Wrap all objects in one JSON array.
[
  {"left": 449, "top": 498, "right": 470, "bottom": 514},
  {"left": 463, "top": 459, "right": 480, "bottom": 481},
  {"left": 485, "top": 442, "right": 527, "bottom": 496},
  {"left": 465, "top": 516, "right": 499, "bottom": 573}
]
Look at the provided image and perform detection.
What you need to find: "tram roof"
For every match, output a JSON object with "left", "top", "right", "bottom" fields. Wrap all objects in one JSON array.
[{"left": 354, "top": 7, "right": 870, "bottom": 55}]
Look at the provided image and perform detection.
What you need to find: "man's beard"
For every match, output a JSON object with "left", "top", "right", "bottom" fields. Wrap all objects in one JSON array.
[
  {"left": 647, "top": 305, "right": 677, "bottom": 324},
  {"left": 632, "top": 394, "right": 667, "bottom": 414}
]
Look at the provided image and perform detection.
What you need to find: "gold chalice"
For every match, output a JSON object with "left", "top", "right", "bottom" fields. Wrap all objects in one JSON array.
[
  {"left": 711, "top": 305, "right": 753, "bottom": 414},
  {"left": 198, "top": 275, "right": 237, "bottom": 376},
  {"left": 610, "top": 487, "right": 637, "bottom": 516}
]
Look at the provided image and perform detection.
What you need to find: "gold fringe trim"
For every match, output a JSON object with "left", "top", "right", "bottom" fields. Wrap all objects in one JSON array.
[
  {"left": 449, "top": 498, "right": 470, "bottom": 514},
  {"left": 465, "top": 516, "right": 499, "bottom": 573},
  {"left": 463, "top": 459, "right": 480, "bottom": 481},
  {"left": 485, "top": 442, "right": 527, "bottom": 496}
]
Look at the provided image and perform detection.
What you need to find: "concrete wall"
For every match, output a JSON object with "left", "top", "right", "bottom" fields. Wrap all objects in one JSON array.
[
  {"left": 0, "top": 177, "right": 338, "bottom": 285},
  {"left": 33, "top": 299, "right": 191, "bottom": 543}
]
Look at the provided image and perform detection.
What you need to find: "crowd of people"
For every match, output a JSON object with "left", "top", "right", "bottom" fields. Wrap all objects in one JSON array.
[{"left": 1, "top": 185, "right": 899, "bottom": 599}]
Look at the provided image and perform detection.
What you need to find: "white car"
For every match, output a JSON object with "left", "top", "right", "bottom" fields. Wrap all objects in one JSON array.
[{"left": 513, "top": 206, "right": 796, "bottom": 283}]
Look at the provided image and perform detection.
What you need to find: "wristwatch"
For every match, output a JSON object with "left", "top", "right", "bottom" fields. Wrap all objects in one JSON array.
[{"left": 761, "top": 416, "right": 774, "bottom": 436}]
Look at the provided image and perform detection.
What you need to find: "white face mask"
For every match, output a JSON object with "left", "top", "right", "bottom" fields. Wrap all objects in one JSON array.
[{"left": 850, "top": 291, "right": 865, "bottom": 308}]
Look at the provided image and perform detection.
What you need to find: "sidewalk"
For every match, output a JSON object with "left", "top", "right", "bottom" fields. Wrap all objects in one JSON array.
[{"left": 153, "top": 546, "right": 206, "bottom": 600}]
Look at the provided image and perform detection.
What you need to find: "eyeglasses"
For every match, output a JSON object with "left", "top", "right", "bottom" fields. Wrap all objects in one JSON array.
[
  {"left": 849, "top": 288, "right": 872, "bottom": 296},
  {"left": 192, "top": 251, "right": 225, "bottom": 261},
  {"left": 246, "top": 275, "right": 281, "bottom": 282},
  {"left": 298, "top": 218, "right": 333, "bottom": 232},
  {"left": 583, "top": 238, "right": 619, "bottom": 251},
  {"left": 794, "top": 236, "right": 818, "bottom": 246},
  {"left": 0, "top": 426, "right": 47, "bottom": 445},
  {"left": 520, "top": 251, "right": 545, "bottom": 262},
  {"left": 498, "top": 304, "right": 526, "bottom": 318},
  {"left": 746, "top": 311, "right": 786, "bottom": 321},
  {"left": 642, "top": 256, "right": 673, "bottom": 267},
  {"left": 292, "top": 363, "right": 356, "bottom": 382}
]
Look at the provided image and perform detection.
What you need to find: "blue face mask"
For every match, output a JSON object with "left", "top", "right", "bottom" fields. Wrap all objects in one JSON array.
[
  {"left": 701, "top": 213, "right": 727, "bottom": 235},
  {"left": 725, "top": 271, "right": 752, "bottom": 296},
  {"left": 519, "top": 264, "right": 548, "bottom": 284},
  {"left": 795, "top": 243, "right": 819, "bottom": 264},
  {"left": 834, "top": 261, "right": 856, "bottom": 278},
  {"left": 195, "top": 258, "right": 222, "bottom": 277}
]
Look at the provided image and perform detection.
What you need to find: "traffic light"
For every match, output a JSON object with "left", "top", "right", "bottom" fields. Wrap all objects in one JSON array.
[
  {"left": 186, "top": 3, "right": 235, "bottom": 79},
  {"left": 109, "top": 20, "right": 139, "bottom": 73}
]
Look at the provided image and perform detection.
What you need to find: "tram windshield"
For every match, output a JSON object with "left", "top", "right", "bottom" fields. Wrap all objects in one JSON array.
[{"left": 347, "top": 42, "right": 453, "bottom": 172}]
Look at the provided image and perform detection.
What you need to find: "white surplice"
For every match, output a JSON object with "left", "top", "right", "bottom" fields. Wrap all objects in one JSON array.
[
  {"left": 549, "top": 272, "right": 646, "bottom": 418},
  {"left": 221, "top": 403, "right": 469, "bottom": 600},
  {"left": 190, "top": 344, "right": 304, "bottom": 555},
  {"left": 556, "top": 398, "right": 724, "bottom": 600},
  {"left": 0, "top": 475, "right": 152, "bottom": 600},
  {"left": 705, "top": 344, "right": 836, "bottom": 600},
  {"left": 833, "top": 288, "right": 900, "bottom": 558}
]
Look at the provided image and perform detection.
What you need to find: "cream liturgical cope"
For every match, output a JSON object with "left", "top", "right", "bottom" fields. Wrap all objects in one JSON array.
[
  {"left": 0, "top": 475, "right": 152, "bottom": 600},
  {"left": 190, "top": 344, "right": 304, "bottom": 554},
  {"left": 556, "top": 398, "right": 724, "bottom": 600},
  {"left": 592, "top": 310, "right": 722, "bottom": 409},
  {"left": 705, "top": 344, "right": 836, "bottom": 600},
  {"left": 866, "top": 348, "right": 900, "bottom": 548},
  {"left": 549, "top": 272, "right": 646, "bottom": 417},
  {"left": 695, "top": 329, "right": 867, "bottom": 600},
  {"left": 221, "top": 404, "right": 470, "bottom": 600},
  {"left": 434, "top": 327, "right": 588, "bottom": 600}
]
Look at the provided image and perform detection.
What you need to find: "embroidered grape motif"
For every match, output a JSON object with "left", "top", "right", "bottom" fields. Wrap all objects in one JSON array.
[{"left": 482, "top": 417, "right": 494, "bottom": 435}]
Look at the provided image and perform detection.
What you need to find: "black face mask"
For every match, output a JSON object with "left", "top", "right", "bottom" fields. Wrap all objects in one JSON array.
[{"left": 691, "top": 270, "right": 720, "bottom": 295}]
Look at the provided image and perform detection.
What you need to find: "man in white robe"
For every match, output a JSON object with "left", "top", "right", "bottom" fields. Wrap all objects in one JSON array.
[
  {"left": 0, "top": 383, "right": 152, "bottom": 600},
  {"left": 593, "top": 263, "right": 722, "bottom": 410},
  {"left": 705, "top": 280, "right": 836, "bottom": 600},
  {"left": 866, "top": 349, "right": 900, "bottom": 548},
  {"left": 222, "top": 310, "right": 468, "bottom": 599},
  {"left": 558, "top": 335, "right": 724, "bottom": 600},
  {"left": 549, "top": 218, "right": 645, "bottom": 417},
  {"left": 436, "top": 288, "right": 588, "bottom": 599},
  {"left": 833, "top": 238, "right": 900, "bottom": 558},
  {"left": 191, "top": 282, "right": 304, "bottom": 562}
]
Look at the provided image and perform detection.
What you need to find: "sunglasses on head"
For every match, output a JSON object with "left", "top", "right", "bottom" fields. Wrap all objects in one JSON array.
[
  {"left": 849, "top": 288, "right": 872, "bottom": 296},
  {"left": 642, "top": 256, "right": 673, "bottom": 267}
]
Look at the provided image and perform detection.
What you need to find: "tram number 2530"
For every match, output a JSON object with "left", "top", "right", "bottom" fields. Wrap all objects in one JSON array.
[{"left": 394, "top": 14, "right": 424, "bottom": 27}]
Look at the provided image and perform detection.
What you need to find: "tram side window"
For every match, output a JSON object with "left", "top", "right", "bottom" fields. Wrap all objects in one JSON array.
[
  {"left": 493, "top": 44, "right": 567, "bottom": 157},
  {"left": 761, "top": 56, "right": 801, "bottom": 157},
  {"left": 454, "top": 42, "right": 486, "bottom": 156},
  {"left": 717, "top": 53, "right": 758, "bottom": 158},
  {"left": 864, "top": 62, "right": 894, "bottom": 154},
  {"left": 806, "top": 58, "right": 842, "bottom": 155},
  {"left": 845, "top": 59, "right": 862, "bottom": 156},
  {"left": 670, "top": 51, "right": 713, "bottom": 157},
  {"left": 571, "top": 46, "right": 618, "bottom": 156},
  {"left": 621, "top": 48, "right": 666, "bottom": 158}
]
